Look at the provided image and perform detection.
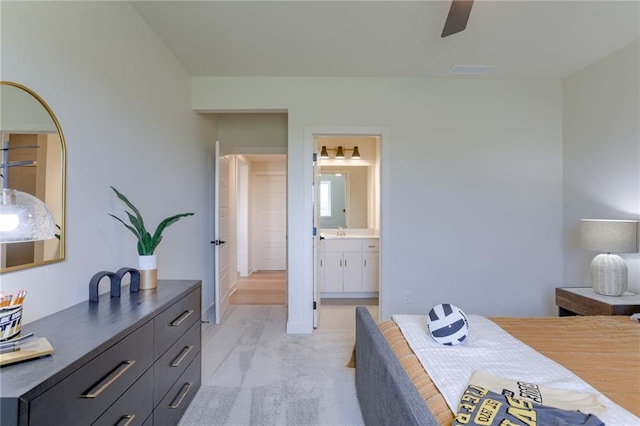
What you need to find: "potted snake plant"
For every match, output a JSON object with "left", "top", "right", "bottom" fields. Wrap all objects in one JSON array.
[{"left": 108, "top": 186, "right": 194, "bottom": 289}]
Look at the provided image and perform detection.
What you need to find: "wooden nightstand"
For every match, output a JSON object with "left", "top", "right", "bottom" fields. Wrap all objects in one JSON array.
[{"left": 555, "top": 287, "right": 640, "bottom": 316}]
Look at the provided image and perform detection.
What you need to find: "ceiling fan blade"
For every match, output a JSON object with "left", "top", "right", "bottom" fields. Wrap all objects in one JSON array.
[{"left": 441, "top": 0, "right": 474, "bottom": 38}]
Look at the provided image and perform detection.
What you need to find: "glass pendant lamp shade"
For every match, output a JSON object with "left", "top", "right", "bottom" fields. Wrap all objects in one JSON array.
[{"left": 0, "top": 188, "right": 55, "bottom": 243}]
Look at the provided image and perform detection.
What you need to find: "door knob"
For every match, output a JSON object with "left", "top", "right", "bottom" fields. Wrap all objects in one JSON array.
[{"left": 211, "top": 240, "right": 227, "bottom": 245}]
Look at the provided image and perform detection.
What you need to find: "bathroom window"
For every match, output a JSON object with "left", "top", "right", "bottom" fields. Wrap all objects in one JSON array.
[{"left": 320, "top": 181, "right": 332, "bottom": 217}]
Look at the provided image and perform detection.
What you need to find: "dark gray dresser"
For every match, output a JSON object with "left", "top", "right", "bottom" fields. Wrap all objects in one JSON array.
[{"left": 0, "top": 280, "right": 201, "bottom": 426}]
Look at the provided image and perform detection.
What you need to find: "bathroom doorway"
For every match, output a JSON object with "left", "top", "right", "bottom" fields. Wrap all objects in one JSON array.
[{"left": 313, "top": 134, "right": 381, "bottom": 327}]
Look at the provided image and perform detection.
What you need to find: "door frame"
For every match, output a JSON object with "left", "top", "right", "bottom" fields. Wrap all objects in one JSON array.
[
  {"left": 236, "top": 157, "right": 249, "bottom": 277},
  {"left": 304, "top": 126, "right": 389, "bottom": 332}
]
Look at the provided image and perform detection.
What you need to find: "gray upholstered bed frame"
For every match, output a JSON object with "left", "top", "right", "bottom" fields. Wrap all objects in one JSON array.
[{"left": 355, "top": 306, "right": 439, "bottom": 426}]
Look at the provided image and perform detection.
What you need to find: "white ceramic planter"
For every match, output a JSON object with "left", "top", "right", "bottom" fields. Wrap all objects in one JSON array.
[{"left": 138, "top": 254, "right": 158, "bottom": 290}]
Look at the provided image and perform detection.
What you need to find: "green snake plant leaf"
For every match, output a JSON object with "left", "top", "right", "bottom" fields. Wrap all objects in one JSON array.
[
  {"left": 150, "top": 213, "right": 195, "bottom": 253},
  {"left": 108, "top": 214, "right": 142, "bottom": 240},
  {"left": 110, "top": 186, "right": 146, "bottom": 231},
  {"left": 109, "top": 187, "right": 194, "bottom": 255}
]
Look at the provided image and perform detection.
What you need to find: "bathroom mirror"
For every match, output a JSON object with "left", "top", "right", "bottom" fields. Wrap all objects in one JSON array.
[
  {"left": 0, "top": 81, "right": 66, "bottom": 273},
  {"left": 320, "top": 166, "right": 370, "bottom": 229}
]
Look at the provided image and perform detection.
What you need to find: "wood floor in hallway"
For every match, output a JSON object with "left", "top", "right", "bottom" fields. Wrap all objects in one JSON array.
[{"left": 230, "top": 270, "right": 286, "bottom": 305}]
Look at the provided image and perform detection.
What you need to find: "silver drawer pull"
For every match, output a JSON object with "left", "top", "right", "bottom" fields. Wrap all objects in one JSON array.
[
  {"left": 170, "top": 310, "right": 194, "bottom": 326},
  {"left": 170, "top": 345, "right": 194, "bottom": 367},
  {"left": 169, "top": 382, "right": 193, "bottom": 409},
  {"left": 115, "top": 414, "right": 136, "bottom": 426},
  {"left": 82, "top": 360, "right": 136, "bottom": 398}
]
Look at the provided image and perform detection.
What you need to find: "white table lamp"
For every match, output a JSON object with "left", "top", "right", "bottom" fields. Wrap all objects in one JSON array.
[{"left": 580, "top": 219, "right": 639, "bottom": 296}]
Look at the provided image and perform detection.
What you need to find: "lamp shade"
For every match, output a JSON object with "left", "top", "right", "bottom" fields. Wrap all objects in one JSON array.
[
  {"left": 0, "top": 188, "right": 56, "bottom": 243},
  {"left": 580, "top": 219, "right": 639, "bottom": 253},
  {"left": 351, "top": 146, "right": 361, "bottom": 159},
  {"left": 335, "top": 146, "right": 345, "bottom": 159},
  {"left": 320, "top": 146, "right": 329, "bottom": 159}
]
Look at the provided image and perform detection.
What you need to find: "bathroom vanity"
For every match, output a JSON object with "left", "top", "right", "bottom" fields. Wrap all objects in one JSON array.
[{"left": 320, "top": 236, "right": 379, "bottom": 297}]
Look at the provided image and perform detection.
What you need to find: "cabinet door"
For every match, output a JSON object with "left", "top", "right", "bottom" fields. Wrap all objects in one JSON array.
[
  {"left": 342, "top": 252, "right": 363, "bottom": 292},
  {"left": 362, "top": 252, "right": 379, "bottom": 292},
  {"left": 323, "top": 252, "right": 344, "bottom": 292}
]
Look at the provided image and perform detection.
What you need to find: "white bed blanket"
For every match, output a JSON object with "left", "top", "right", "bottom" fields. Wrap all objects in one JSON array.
[{"left": 392, "top": 314, "right": 639, "bottom": 425}]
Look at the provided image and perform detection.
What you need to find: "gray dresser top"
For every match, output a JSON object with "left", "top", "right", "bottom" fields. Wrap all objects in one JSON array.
[{"left": 0, "top": 280, "right": 201, "bottom": 401}]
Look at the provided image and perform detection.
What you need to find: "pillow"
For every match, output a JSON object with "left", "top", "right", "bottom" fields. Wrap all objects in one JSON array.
[{"left": 452, "top": 384, "right": 604, "bottom": 426}]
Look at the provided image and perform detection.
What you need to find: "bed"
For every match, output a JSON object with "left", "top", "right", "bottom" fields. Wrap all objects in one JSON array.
[{"left": 354, "top": 307, "right": 640, "bottom": 426}]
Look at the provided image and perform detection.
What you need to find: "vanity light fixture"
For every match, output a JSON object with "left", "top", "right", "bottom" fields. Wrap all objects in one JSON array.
[
  {"left": 351, "top": 146, "right": 361, "bottom": 159},
  {"left": 580, "top": 219, "right": 639, "bottom": 296},
  {"left": 319, "top": 145, "right": 361, "bottom": 160},
  {"left": 320, "top": 146, "right": 329, "bottom": 159}
]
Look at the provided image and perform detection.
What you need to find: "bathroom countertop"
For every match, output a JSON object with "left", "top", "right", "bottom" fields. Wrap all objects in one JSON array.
[{"left": 321, "top": 234, "right": 379, "bottom": 239}]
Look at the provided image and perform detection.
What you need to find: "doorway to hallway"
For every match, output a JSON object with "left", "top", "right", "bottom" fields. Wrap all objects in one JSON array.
[
  {"left": 230, "top": 154, "right": 287, "bottom": 307},
  {"left": 230, "top": 270, "right": 286, "bottom": 305}
]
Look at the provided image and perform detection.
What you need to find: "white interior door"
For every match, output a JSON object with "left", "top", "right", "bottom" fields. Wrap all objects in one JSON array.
[
  {"left": 256, "top": 174, "right": 286, "bottom": 270},
  {"left": 313, "top": 146, "right": 321, "bottom": 328},
  {"left": 214, "top": 141, "right": 230, "bottom": 324}
]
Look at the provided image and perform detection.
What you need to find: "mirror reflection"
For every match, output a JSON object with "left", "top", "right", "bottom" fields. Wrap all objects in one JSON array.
[
  {"left": 319, "top": 167, "right": 369, "bottom": 229},
  {"left": 320, "top": 173, "right": 347, "bottom": 229},
  {"left": 0, "top": 82, "right": 66, "bottom": 273}
]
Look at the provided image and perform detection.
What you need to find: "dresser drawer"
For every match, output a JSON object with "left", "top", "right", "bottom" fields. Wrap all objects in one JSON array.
[
  {"left": 153, "top": 320, "right": 200, "bottom": 407},
  {"left": 153, "top": 353, "right": 201, "bottom": 426},
  {"left": 92, "top": 367, "right": 153, "bottom": 426},
  {"left": 361, "top": 239, "right": 379, "bottom": 251},
  {"left": 154, "top": 288, "right": 201, "bottom": 359},
  {"left": 30, "top": 321, "right": 153, "bottom": 426}
]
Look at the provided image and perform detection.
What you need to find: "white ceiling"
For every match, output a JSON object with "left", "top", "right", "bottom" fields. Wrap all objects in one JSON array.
[{"left": 131, "top": 1, "right": 639, "bottom": 80}]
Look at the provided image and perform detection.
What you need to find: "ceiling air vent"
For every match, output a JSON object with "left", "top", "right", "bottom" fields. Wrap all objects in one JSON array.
[{"left": 447, "top": 65, "right": 494, "bottom": 76}]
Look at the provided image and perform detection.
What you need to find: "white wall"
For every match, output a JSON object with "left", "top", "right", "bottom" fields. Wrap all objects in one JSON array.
[
  {"left": 1, "top": 2, "right": 217, "bottom": 324},
  {"left": 217, "top": 113, "right": 287, "bottom": 152},
  {"left": 563, "top": 40, "right": 640, "bottom": 292},
  {"left": 193, "top": 77, "right": 564, "bottom": 333}
]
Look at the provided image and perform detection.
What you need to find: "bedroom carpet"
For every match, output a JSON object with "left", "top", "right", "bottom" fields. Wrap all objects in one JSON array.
[{"left": 179, "top": 303, "right": 378, "bottom": 426}]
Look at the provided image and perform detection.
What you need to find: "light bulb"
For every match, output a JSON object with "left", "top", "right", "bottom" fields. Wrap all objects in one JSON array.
[
  {"left": 0, "top": 188, "right": 55, "bottom": 242},
  {"left": 0, "top": 213, "right": 19, "bottom": 232}
]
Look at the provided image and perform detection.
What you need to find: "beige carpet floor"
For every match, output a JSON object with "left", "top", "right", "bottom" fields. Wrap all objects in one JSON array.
[{"left": 179, "top": 302, "right": 378, "bottom": 426}]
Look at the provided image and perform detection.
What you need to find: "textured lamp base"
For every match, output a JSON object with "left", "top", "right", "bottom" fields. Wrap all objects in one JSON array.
[{"left": 591, "top": 254, "right": 628, "bottom": 296}]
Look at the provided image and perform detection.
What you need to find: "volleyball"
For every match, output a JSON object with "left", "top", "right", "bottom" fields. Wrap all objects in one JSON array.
[{"left": 426, "top": 303, "right": 469, "bottom": 346}]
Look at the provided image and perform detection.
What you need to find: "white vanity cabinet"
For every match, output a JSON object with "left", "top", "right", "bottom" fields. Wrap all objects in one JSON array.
[
  {"left": 321, "top": 237, "right": 379, "bottom": 296},
  {"left": 362, "top": 239, "right": 380, "bottom": 292}
]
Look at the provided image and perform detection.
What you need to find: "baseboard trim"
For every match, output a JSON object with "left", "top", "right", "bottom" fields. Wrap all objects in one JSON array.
[{"left": 202, "top": 303, "right": 215, "bottom": 323}]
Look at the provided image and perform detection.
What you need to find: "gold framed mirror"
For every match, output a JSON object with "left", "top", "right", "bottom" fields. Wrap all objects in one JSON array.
[{"left": 0, "top": 81, "right": 66, "bottom": 273}]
